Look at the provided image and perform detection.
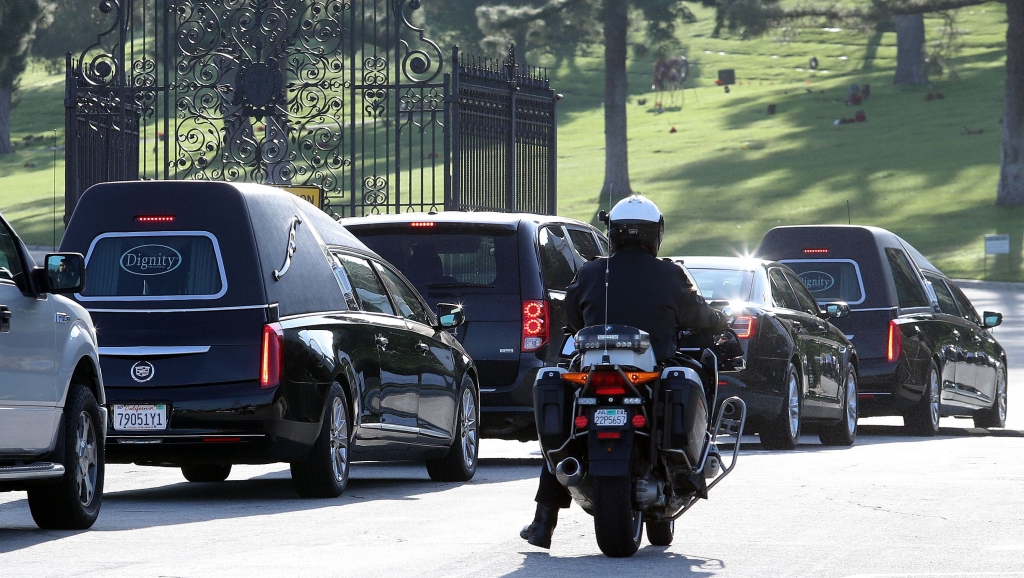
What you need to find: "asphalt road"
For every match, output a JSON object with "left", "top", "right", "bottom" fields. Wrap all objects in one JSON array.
[{"left": 2, "top": 283, "right": 1023, "bottom": 577}]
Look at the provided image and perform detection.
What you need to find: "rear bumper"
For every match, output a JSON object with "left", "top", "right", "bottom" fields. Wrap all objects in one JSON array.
[
  {"left": 480, "top": 361, "right": 542, "bottom": 440},
  {"left": 856, "top": 358, "right": 916, "bottom": 417},
  {"left": 716, "top": 375, "right": 782, "bottom": 426},
  {"left": 104, "top": 380, "right": 325, "bottom": 465}
]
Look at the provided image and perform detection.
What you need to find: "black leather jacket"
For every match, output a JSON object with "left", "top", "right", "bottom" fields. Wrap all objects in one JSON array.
[{"left": 564, "top": 246, "right": 725, "bottom": 362}]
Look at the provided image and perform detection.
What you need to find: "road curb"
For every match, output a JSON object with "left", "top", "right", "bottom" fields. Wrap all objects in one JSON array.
[
  {"left": 952, "top": 278, "right": 1024, "bottom": 292},
  {"left": 859, "top": 424, "right": 1024, "bottom": 438}
]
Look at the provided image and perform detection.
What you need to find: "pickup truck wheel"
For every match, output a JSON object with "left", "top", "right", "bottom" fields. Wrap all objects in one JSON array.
[
  {"left": 426, "top": 380, "right": 479, "bottom": 482},
  {"left": 819, "top": 364, "right": 858, "bottom": 446},
  {"left": 974, "top": 367, "right": 1007, "bottom": 429},
  {"left": 290, "top": 383, "right": 350, "bottom": 498},
  {"left": 181, "top": 464, "right": 232, "bottom": 483},
  {"left": 905, "top": 361, "right": 941, "bottom": 436},
  {"left": 760, "top": 364, "right": 801, "bottom": 450},
  {"left": 28, "top": 384, "right": 104, "bottom": 530}
]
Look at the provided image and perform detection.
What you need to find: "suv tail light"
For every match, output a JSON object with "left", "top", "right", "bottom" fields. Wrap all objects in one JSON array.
[
  {"left": 522, "top": 300, "right": 549, "bottom": 352},
  {"left": 261, "top": 323, "right": 284, "bottom": 388},
  {"left": 887, "top": 320, "right": 902, "bottom": 363},
  {"left": 731, "top": 316, "right": 756, "bottom": 339}
]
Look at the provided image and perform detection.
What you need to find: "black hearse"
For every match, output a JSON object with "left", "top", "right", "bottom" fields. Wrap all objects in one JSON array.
[
  {"left": 60, "top": 181, "right": 480, "bottom": 497},
  {"left": 756, "top": 225, "right": 1007, "bottom": 435}
]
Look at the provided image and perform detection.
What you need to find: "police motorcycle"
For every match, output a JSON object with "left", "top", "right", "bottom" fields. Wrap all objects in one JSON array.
[{"left": 532, "top": 323, "right": 747, "bottom": 557}]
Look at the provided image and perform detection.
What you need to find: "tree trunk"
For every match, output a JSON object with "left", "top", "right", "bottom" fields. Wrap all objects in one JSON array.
[
  {"left": 0, "top": 87, "right": 12, "bottom": 155},
  {"left": 894, "top": 14, "right": 927, "bottom": 85},
  {"left": 600, "top": 0, "right": 632, "bottom": 203},
  {"left": 998, "top": 1, "right": 1024, "bottom": 206}
]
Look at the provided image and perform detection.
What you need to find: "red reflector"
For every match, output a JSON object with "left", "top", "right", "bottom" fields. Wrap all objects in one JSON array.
[
  {"left": 631, "top": 414, "right": 646, "bottom": 428},
  {"left": 261, "top": 323, "right": 284, "bottom": 388},
  {"left": 718, "top": 380, "right": 728, "bottom": 386},
  {"left": 202, "top": 437, "right": 241, "bottom": 443},
  {"left": 574, "top": 415, "right": 589, "bottom": 429},
  {"left": 135, "top": 215, "right": 175, "bottom": 223},
  {"left": 803, "top": 248, "right": 829, "bottom": 254},
  {"left": 597, "top": 431, "right": 621, "bottom": 439},
  {"left": 522, "top": 300, "right": 549, "bottom": 352},
  {"left": 409, "top": 221, "right": 435, "bottom": 227},
  {"left": 731, "top": 316, "right": 756, "bottom": 339},
  {"left": 887, "top": 320, "right": 902, "bottom": 363}
]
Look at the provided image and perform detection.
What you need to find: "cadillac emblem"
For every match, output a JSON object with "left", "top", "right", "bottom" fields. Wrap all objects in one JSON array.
[{"left": 131, "top": 360, "right": 155, "bottom": 383}]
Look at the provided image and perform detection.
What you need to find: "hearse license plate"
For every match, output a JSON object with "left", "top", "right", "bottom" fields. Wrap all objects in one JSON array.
[
  {"left": 112, "top": 404, "right": 168, "bottom": 431},
  {"left": 594, "top": 409, "right": 627, "bottom": 427}
]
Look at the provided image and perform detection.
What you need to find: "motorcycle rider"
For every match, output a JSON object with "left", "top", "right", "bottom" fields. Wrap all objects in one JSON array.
[{"left": 520, "top": 194, "right": 729, "bottom": 549}]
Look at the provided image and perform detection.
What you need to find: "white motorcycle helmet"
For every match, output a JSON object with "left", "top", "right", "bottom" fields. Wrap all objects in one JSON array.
[{"left": 607, "top": 195, "right": 665, "bottom": 256}]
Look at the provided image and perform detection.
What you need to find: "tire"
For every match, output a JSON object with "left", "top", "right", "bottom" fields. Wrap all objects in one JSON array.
[
  {"left": 820, "top": 364, "right": 858, "bottom": 446},
  {"left": 290, "top": 383, "right": 350, "bottom": 498},
  {"left": 760, "top": 364, "right": 801, "bottom": 450},
  {"left": 426, "top": 380, "right": 479, "bottom": 482},
  {"left": 646, "top": 520, "right": 675, "bottom": 546},
  {"left": 181, "top": 464, "right": 232, "bottom": 483},
  {"left": 592, "top": 475, "right": 643, "bottom": 558},
  {"left": 974, "top": 367, "right": 1007, "bottom": 429},
  {"left": 904, "top": 361, "right": 941, "bottom": 436},
  {"left": 28, "top": 384, "right": 104, "bottom": 530}
]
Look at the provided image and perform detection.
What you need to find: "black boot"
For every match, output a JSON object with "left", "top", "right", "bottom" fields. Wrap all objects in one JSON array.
[{"left": 520, "top": 503, "right": 559, "bottom": 549}]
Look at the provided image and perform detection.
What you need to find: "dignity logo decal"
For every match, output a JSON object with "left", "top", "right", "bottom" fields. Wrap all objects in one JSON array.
[
  {"left": 120, "top": 244, "right": 182, "bottom": 276},
  {"left": 798, "top": 270, "right": 835, "bottom": 293}
]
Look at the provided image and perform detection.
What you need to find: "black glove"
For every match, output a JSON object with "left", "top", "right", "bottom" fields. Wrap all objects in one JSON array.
[{"left": 711, "top": 309, "right": 731, "bottom": 334}]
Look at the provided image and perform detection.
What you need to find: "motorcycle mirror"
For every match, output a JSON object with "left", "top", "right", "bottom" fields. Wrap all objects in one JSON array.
[
  {"left": 598, "top": 210, "right": 609, "bottom": 225},
  {"left": 559, "top": 335, "right": 577, "bottom": 358}
]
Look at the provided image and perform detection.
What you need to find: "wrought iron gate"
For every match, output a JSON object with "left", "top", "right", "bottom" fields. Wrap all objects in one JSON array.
[{"left": 65, "top": 0, "right": 558, "bottom": 220}]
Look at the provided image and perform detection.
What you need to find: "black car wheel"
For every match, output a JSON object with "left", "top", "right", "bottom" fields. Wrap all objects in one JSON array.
[
  {"left": 974, "top": 367, "right": 1007, "bottom": 429},
  {"left": 28, "top": 384, "right": 104, "bottom": 530},
  {"left": 646, "top": 519, "right": 675, "bottom": 546},
  {"left": 905, "top": 361, "right": 941, "bottom": 436},
  {"left": 426, "top": 379, "right": 479, "bottom": 482},
  {"left": 181, "top": 464, "right": 232, "bottom": 483},
  {"left": 290, "top": 383, "right": 350, "bottom": 498},
  {"left": 819, "top": 364, "right": 858, "bottom": 446},
  {"left": 760, "top": 364, "right": 801, "bottom": 450}
]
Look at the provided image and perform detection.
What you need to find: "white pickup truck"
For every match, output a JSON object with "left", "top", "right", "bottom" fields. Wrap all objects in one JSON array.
[{"left": 0, "top": 212, "right": 106, "bottom": 529}]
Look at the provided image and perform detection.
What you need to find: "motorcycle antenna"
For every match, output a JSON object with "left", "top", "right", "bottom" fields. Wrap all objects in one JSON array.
[{"left": 601, "top": 179, "right": 613, "bottom": 364}]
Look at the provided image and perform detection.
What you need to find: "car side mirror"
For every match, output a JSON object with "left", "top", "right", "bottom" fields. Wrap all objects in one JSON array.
[
  {"left": 822, "top": 302, "right": 850, "bottom": 319},
  {"left": 39, "top": 253, "right": 86, "bottom": 294},
  {"left": 436, "top": 303, "right": 465, "bottom": 329},
  {"left": 560, "top": 334, "right": 576, "bottom": 358},
  {"left": 983, "top": 311, "right": 1003, "bottom": 328}
]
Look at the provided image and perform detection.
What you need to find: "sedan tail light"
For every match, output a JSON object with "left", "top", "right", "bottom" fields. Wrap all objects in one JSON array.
[
  {"left": 731, "top": 316, "right": 756, "bottom": 339},
  {"left": 522, "top": 300, "right": 549, "bottom": 352},
  {"left": 887, "top": 320, "right": 902, "bottom": 363},
  {"left": 261, "top": 323, "right": 284, "bottom": 388}
]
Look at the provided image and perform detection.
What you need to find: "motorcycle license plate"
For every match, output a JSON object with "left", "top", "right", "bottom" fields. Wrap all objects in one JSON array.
[{"left": 593, "top": 409, "right": 627, "bottom": 427}]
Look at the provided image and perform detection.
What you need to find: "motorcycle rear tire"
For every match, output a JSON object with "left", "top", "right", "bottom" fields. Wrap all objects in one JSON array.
[
  {"left": 592, "top": 476, "right": 643, "bottom": 557},
  {"left": 646, "top": 520, "right": 674, "bottom": 546}
]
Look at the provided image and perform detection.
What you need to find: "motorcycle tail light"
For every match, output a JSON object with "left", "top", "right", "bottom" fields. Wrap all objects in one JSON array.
[
  {"left": 731, "top": 316, "right": 756, "bottom": 339},
  {"left": 597, "top": 431, "right": 621, "bottom": 439},
  {"left": 522, "top": 300, "right": 549, "bottom": 352},
  {"left": 261, "top": 323, "right": 284, "bottom": 388},
  {"left": 887, "top": 320, "right": 902, "bottom": 363},
  {"left": 631, "top": 414, "right": 647, "bottom": 428},
  {"left": 574, "top": 415, "right": 589, "bottom": 429},
  {"left": 590, "top": 371, "right": 627, "bottom": 396}
]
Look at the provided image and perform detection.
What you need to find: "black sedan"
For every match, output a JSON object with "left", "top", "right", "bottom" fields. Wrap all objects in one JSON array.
[{"left": 672, "top": 257, "right": 859, "bottom": 449}]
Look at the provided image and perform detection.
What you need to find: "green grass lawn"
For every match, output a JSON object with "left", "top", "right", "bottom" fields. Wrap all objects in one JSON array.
[{"left": 0, "top": 2, "right": 1017, "bottom": 279}]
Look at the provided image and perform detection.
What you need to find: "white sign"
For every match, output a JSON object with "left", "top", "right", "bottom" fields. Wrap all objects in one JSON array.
[{"left": 985, "top": 234, "right": 1010, "bottom": 255}]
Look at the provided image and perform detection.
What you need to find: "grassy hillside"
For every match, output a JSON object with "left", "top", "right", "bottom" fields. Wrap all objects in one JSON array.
[{"left": 0, "top": 2, "right": 1016, "bottom": 279}]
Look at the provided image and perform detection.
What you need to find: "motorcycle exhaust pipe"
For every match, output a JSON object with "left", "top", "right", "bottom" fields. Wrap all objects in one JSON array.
[{"left": 555, "top": 458, "right": 583, "bottom": 487}]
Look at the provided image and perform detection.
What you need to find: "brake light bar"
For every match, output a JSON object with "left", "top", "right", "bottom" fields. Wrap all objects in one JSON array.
[
  {"left": 522, "top": 300, "right": 549, "bottom": 352},
  {"left": 135, "top": 215, "right": 175, "bottom": 223},
  {"left": 803, "top": 248, "right": 829, "bottom": 254},
  {"left": 731, "top": 316, "right": 756, "bottom": 339},
  {"left": 597, "top": 431, "right": 621, "bottom": 439},
  {"left": 409, "top": 222, "right": 435, "bottom": 228},
  {"left": 261, "top": 323, "right": 284, "bottom": 388},
  {"left": 887, "top": 320, "right": 902, "bottom": 363}
]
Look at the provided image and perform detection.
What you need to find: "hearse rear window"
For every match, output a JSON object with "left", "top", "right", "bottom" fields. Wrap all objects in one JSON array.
[
  {"left": 80, "top": 232, "right": 226, "bottom": 300},
  {"left": 780, "top": 259, "right": 865, "bottom": 305}
]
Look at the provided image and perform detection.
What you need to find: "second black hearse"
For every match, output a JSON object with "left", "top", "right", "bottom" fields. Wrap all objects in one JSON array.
[
  {"left": 756, "top": 225, "right": 1007, "bottom": 435},
  {"left": 60, "top": 181, "right": 480, "bottom": 497}
]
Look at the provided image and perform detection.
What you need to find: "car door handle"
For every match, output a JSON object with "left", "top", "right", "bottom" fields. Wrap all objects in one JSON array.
[
  {"left": 375, "top": 335, "right": 389, "bottom": 349},
  {"left": 0, "top": 305, "right": 10, "bottom": 333},
  {"left": 415, "top": 342, "right": 430, "bottom": 354}
]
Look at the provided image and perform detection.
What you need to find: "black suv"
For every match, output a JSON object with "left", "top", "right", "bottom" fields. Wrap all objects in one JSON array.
[
  {"left": 756, "top": 225, "right": 1007, "bottom": 435},
  {"left": 343, "top": 212, "right": 608, "bottom": 440},
  {"left": 60, "top": 181, "right": 479, "bottom": 497}
]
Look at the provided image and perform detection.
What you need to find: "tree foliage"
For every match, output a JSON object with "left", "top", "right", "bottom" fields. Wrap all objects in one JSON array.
[{"left": 0, "top": 0, "right": 54, "bottom": 154}]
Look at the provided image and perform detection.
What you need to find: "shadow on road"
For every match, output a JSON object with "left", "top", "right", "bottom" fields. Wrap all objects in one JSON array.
[{"left": 502, "top": 548, "right": 725, "bottom": 577}]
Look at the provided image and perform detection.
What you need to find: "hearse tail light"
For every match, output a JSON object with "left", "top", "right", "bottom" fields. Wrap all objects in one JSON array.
[
  {"left": 731, "top": 316, "right": 756, "bottom": 339},
  {"left": 887, "top": 320, "right": 902, "bottom": 363},
  {"left": 522, "top": 300, "right": 549, "bottom": 352},
  {"left": 261, "top": 323, "right": 284, "bottom": 388},
  {"left": 409, "top": 222, "right": 435, "bottom": 228},
  {"left": 803, "top": 248, "right": 829, "bottom": 254},
  {"left": 135, "top": 215, "right": 175, "bottom": 223}
]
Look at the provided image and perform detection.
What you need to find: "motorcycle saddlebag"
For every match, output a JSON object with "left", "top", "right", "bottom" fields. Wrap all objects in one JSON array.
[
  {"left": 660, "top": 367, "right": 708, "bottom": 467},
  {"left": 533, "top": 367, "right": 571, "bottom": 449}
]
